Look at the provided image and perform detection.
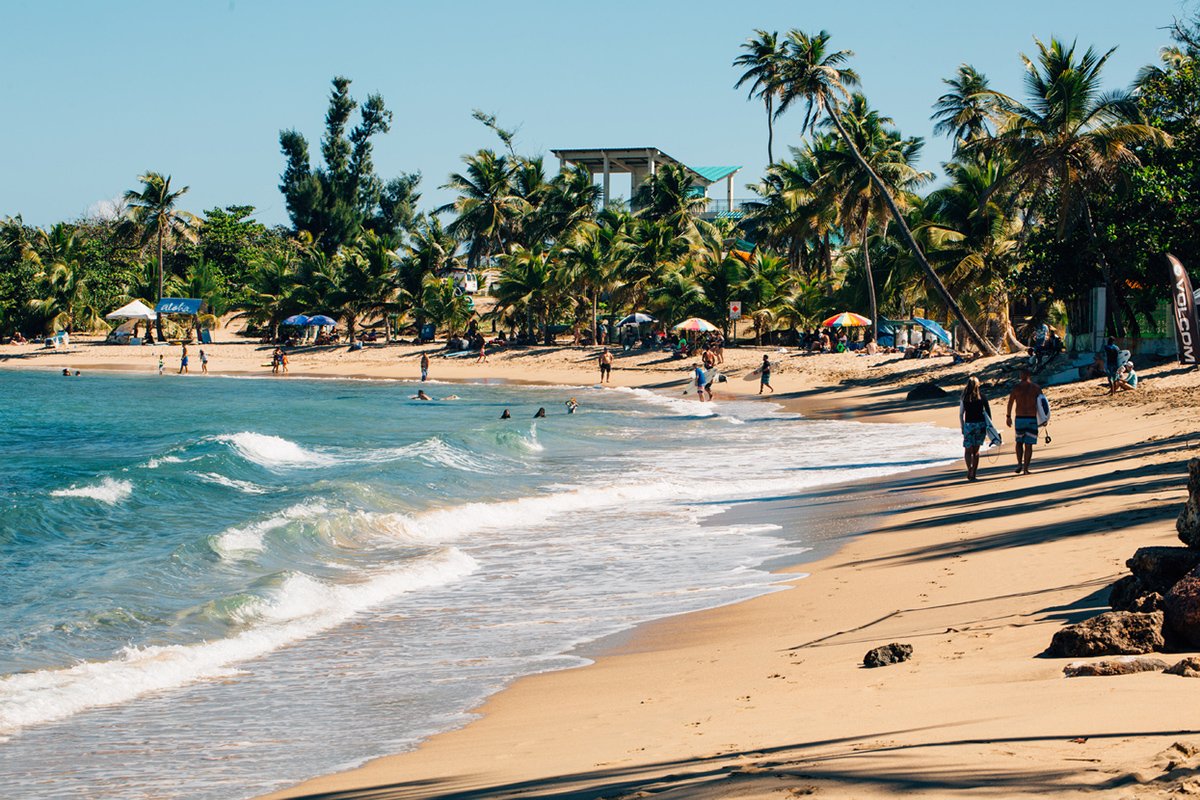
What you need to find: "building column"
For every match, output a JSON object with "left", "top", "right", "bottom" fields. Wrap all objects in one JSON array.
[
  {"left": 602, "top": 152, "right": 611, "bottom": 209},
  {"left": 726, "top": 174, "right": 734, "bottom": 210},
  {"left": 648, "top": 149, "right": 656, "bottom": 177}
]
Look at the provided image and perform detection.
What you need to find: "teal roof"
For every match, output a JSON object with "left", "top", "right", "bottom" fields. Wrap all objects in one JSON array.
[{"left": 690, "top": 165, "right": 741, "bottom": 183}]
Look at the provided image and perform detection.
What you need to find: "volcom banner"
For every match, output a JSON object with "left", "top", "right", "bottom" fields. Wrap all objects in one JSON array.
[{"left": 1167, "top": 254, "right": 1199, "bottom": 366}]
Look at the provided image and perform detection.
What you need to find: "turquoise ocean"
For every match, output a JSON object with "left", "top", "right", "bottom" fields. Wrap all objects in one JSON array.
[{"left": 0, "top": 368, "right": 958, "bottom": 798}]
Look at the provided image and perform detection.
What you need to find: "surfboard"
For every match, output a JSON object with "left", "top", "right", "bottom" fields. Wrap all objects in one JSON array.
[
  {"left": 742, "top": 368, "right": 763, "bottom": 382},
  {"left": 984, "top": 415, "right": 1003, "bottom": 448}
]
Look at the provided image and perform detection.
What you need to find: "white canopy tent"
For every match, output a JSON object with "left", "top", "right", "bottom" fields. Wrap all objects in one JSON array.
[{"left": 106, "top": 300, "right": 158, "bottom": 321}]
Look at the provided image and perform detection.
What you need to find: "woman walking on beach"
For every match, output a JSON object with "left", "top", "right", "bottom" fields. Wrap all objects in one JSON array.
[{"left": 959, "top": 376, "right": 991, "bottom": 481}]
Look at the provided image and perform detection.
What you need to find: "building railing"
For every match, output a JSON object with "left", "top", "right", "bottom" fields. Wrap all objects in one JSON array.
[{"left": 698, "top": 198, "right": 757, "bottom": 216}]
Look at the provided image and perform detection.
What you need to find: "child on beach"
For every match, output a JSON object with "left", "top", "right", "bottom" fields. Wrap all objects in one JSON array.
[
  {"left": 157, "top": 355, "right": 164, "bottom": 376},
  {"left": 199, "top": 349, "right": 208, "bottom": 374}
]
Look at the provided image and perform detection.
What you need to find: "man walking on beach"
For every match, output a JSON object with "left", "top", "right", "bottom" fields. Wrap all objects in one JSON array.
[
  {"left": 1006, "top": 368, "right": 1041, "bottom": 475},
  {"left": 759, "top": 354, "right": 773, "bottom": 395},
  {"left": 420, "top": 352, "right": 430, "bottom": 382},
  {"left": 599, "top": 348, "right": 613, "bottom": 384}
]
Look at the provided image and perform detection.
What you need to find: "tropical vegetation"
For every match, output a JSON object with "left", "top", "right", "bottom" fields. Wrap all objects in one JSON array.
[{"left": 1, "top": 17, "right": 1197, "bottom": 352}]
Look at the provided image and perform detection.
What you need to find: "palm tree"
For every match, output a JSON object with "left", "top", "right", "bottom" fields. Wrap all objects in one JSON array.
[
  {"left": 734, "top": 30, "right": 785, "bottom": 163},
  {"left": 775, "top": 28, "right": 994, "bottom": 354},
  {"left": 631, "top": 164, "right": 708, "bottom": 234},
  {"left": 439, "top": 150, "right": 531, "bottom": 269},
  {"left": 931, "top": 65, "right": 1008, "bottom": 149},
  {"left": 648, "top": 267, "right": 705, "bottom": 328},
  {"left": 742, "top": 144, "right": 839, "bottom": 275},
  {"left": 986, "top": 38, "right": 1169, "bottom": 331},
  {"left": 124, "top": 172, "right": 200, "bottom": 339},
  {"left": 419, "top": 276, "right": 473, "bottom": 338},
  {"left": 740, "top": 251, "right": 795, "bottom": 344},
  {"left": 822, "top": 94, "right": 933, "bottom": 333},
  {"left": 491, "top": 244, "right": 561, "bottom": 343},
  {"left": 231, "top": 250, "right": 300, "bottom": 343},
  {"left": 27, "top": 224, "right": 100, "bottom": 333},
  {"left": 560, "top": 209, "right": 630, "bottom": 344}
]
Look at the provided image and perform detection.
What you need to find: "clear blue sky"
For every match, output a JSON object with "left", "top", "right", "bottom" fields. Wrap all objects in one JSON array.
[{"left": 1, "top": 0, "right": 1194, "bottom": 228}]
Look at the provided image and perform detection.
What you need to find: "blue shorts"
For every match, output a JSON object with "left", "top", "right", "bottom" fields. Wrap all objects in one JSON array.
[
  {"left": 962, "top": 420, "right": 986, "bottom": 448},
  {"left": 760, "top": 373, "right": 771, "bottom": 386},
  {"left": 1015, "top": 416, "right": 1038, "bottom": 445}
]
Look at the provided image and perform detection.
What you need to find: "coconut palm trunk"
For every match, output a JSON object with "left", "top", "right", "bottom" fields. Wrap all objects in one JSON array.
[
  {"left": 861, "top": 219, "right": 878, "bottom": 337},
  {"left": 155, "top": 227, "right": 166, "bottom": 342},
  {"left": 824, "top": 99, "right": 995, "bottom": 355}
]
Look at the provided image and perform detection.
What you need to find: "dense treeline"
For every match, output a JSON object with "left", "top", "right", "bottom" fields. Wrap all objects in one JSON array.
[{"left": 1, "top": 16, "right": 1197, "bottom": 349}]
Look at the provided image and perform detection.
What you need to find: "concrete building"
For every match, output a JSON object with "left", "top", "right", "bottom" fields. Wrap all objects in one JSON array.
[{"left": 551, "top": 147, "right": 743, "bottom": 217}]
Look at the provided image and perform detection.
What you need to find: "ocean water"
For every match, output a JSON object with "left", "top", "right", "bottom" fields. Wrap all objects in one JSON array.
[{"left": 0, "top": 368, "right": 958, "bottom": 799}]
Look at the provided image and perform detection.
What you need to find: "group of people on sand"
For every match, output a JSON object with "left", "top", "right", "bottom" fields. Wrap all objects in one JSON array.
[
  {"left": 154, "top": 344, "right": 209, "bottom": 376},
  {"left": 958, "top": 367, "right": 1047, "bottom": 481},
  {"left": 271, "top": 347, "right": 288, "bottom": 375}
]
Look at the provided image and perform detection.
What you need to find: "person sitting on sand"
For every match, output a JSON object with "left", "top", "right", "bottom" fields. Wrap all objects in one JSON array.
[
  {"left": 959, "top": 375, "right": 992, "bottom": 482},
  {"left": 412, "top": 390, "right": 432, "bottom": 401},
  {"left": 500, "top": 409, "right": 511, "bottom": 419},
  {"left": 1006, "top": 368, "right": 1041, "bottom": 475},
  {"left": 11, "top": 331, "right": 26, "bottom": 344},
  {"left": 566, "top": 398, "right": 578, "bottom": 414},
  {"left": 533, "top": 407, "right": 546, "bottom": 418},
  {"left": 1115, "top": 362, "right": 1139, "bottom": 392}
]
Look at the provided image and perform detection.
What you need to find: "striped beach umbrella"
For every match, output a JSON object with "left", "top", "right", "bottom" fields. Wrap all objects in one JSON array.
[
  {"left": 820, "top": 311, "right": 872, "bottom": 328},
  {"left": 672, "top": 317, "right": 719, "bottom": 332}
]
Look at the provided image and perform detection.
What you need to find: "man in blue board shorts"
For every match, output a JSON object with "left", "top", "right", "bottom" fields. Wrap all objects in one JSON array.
[{"left": 1006, "top": 367, "right": 1041, "bottom": 475}]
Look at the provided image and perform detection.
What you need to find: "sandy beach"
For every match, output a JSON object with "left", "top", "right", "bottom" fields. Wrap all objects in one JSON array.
[{"left": 6, "top": 338, "right": 1200, "bottom": 799}]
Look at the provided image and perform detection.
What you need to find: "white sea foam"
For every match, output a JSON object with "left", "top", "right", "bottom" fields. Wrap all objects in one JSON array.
[
  {"left": 611, "top": 385, "right": 718, "bottom": 417},
  {"left": 216, "top": 432, "right": 335, "bottom": 469},
  {"left": 209, "top": 501, "right": 329, "bottom": 559},
  {"left": 50, "top": 478, "right": 133, "bottom": 505},
  {"left": 0, "top": 547, "right": 478, "bottom": 736},
  {"left": 145, "top": 455, "right": 184, "bottom": 469},
  {"left": 192, "top": 472, "right": 270, "bottom": 494}
]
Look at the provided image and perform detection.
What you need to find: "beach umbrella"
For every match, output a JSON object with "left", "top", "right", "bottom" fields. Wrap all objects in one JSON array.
[
  {"left": 282, "top": 314, "right": 309, "bottom": 326},
  {"left": 617, "top": 312, "right": 656, "bottom": 326},
  {"left": 911, "top": 317, "right": 952, "bottom": 345},
  {"left": 672, "top": 317, "right": 718, "bottom": 333},
  {"left": 820, "top": 311, "right": 872, "bottom": 328},
  {"left": 305, "top": 315, "right": 338, "bottom": 327}
]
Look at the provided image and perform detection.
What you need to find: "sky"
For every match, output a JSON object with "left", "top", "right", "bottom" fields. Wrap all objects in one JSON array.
[{"left": 1, "top": 0, "right": 1195, "bottom": 228}]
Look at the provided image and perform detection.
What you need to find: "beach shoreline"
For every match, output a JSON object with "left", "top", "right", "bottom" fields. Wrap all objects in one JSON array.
[{"left": 7, "top": 339, "right": 1200, "bottom": 799}]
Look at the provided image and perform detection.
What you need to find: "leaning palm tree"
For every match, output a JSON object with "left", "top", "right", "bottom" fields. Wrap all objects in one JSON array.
[
  {"left": 124, "top": 172, "right": 200, "bottom": 339},
  {"left": 821, "top": 94, "right": 933, "bottom": 333},
  {"left": 774, "top": 28, "right": 994, "bottom": 354},
  {"left": 734, "top": 29, "right": 786, "bottom": 163}
]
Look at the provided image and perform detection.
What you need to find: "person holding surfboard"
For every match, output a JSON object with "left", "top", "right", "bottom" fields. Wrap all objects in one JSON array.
[
  {"left": 959, "top": 375, "right": 992, "bottom": 481},
  {"left": 758, "top": 354, "right": 773, "bottom": 395},
  {"left": 1007, "top": 368, "right": 1042, "bottom": 475}
]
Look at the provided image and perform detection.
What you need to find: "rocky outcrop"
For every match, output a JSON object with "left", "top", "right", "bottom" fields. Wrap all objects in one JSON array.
[
  {"left": 1164, "top": 569, "right": 1200, "bottom": 648},
  {"left": 1165, "top": 657, "right": 1200, "bottom": 677},
  {"left": 905, "top": 382, "right": 946, "bottom": 401},
  {"left": 1108, "top": 575, "right": 1164, "bottom": 612},
  {"left": 863, "top": 643, "right": 913, "bottom": 668},
  {"left": 1127, "top": 546, "right": 1200, "bottom": 594},
  {"left": 1045, "top": 611, "right": 1165, "bottom": 657},
  {"left": 1062, "top": 656, "right": 1168, "bottom": 677},
  {"left": 1177, "top": 459, "right": 1200, "bottom": 549}
]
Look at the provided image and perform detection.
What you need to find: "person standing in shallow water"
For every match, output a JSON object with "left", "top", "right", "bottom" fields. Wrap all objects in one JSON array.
[
  {"left": 959, "top": 375, "right": 991, "bottom": 481},
  {"left": 420, "top": 352, "right": 429, "bottom": 382},
  {"left": 1007, "top": 368, "right": 1041, "bottom": 475}
]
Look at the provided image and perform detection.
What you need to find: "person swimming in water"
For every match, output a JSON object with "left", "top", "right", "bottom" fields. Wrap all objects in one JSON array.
[
  {"left": 412, "top": 389, "right": 432, "bottom": 401},
  {"left": 500, "top": 409, "right": 511, "bottom": 419},
  {"left": 533, "top": 407, "right": 546, "bottom": 418},
  {"left": 565, "top": 398, "right": 578, "bottom": 414}
]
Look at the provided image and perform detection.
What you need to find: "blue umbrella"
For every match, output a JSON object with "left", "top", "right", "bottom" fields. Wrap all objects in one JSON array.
[
  {"left": 281, "top": 314, "right": 309, "bottom": 326},
  {"left": 305, "top": 315, "right": 338, "bottom": 327},
  {"left": 911, "top": 317, "right": 952, "bottom": 345}
]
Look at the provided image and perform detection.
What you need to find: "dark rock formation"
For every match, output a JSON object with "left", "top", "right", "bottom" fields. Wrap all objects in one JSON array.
[
  {"left": 1126, "top": 546, "right": 1200, "bottom": 594},
  {"left": 905, "top": 381, "right": 946, "bottom": 401},
  {"left": 1062, "top": 656, "right": 1168, "bottom": 677},
  {"left": 1045, "top": 611, "right": 1165, "bottom": 657},
  {"left": 1178, "top": 459, "right": 1200, "bottom": 549},
  {"left": 1165, "top": 657, "right": 1200, "bottom": 677},
  {"left": 1108, "top": 575, "right": 1164, "bottom": 612},
  {"left": 863, "top": 643, "right": 913, "bottom": 668},
  {"left": 1165, "top": 569, "right": 1200, "bottom": 648}
]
